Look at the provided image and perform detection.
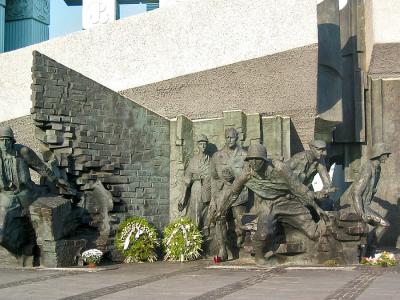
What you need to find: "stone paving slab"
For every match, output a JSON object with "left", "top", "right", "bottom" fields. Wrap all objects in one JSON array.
[
  {"left": 0, "top": 262, "right": 205, "bottom": 300},
  {"left": 357, "top": 273, "right": 400, "bottom": 300},
  {"left": 0, "top": 269, "right": 65, "bottom": 286},
  {"left": 222, "top": 269, "right": 360, "bottom": 300},
  {"left": 95, "top": 269, "right": 258, "bottom": 300},
  {"left": 0, "top": 262, "right": 399, "bottom": 300}
]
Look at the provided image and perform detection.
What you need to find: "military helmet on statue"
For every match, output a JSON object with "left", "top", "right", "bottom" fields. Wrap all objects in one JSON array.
[
  {"left": 309, "top": 139, "right": 327, "bottom": 149},
  {"left": 369, "top": 143, "right": 391, "bottom": 160},
  {"left": 0, "top": 126, "right": 15, "bottom": 142},
  {"left": 245, "top": 144, "right": 268, "bottom": 162},
  {"left": 196, "top": 134, "right": 209, "bottom": 143}
]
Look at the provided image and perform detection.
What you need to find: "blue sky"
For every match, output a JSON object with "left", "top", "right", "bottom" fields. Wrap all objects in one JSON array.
[{"left": 50, "top": 0, "right": 146, "bottom": 39}]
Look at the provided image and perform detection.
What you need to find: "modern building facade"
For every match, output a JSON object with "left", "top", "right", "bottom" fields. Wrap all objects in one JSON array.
[{"left": 0, "top": 0, "right": 50, "bottom": 53}]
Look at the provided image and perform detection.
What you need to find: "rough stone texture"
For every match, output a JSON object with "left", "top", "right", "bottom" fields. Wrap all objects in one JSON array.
[
  {"left": 369, "top": 43, "right": 400, "bottom": 77},
  {"left": 30, "top": 52, "right": 171, "bottom": 257},
  {"left": 39, "top": 239, "right": 86, "bottom": 268},
  {"left": 121, "top": 45, "right": 318, "bottom": 151},
  {"left": 0, "top": 0, "right": 318, "bottom": 122},
  {"left": 29, "top": 197, "right": 72, "bottom": 244},
  {"left": 170, "top": 111, "right": 290, "bottom": 221},
  {"left": 159, "top": 0, "right": 185, "bottom": 7},
  {"left": 29, "top": 196, "right": 87, "bottom": 267},
  {"left": 364, "top": 0, "right": 400, "bottom": 70}
]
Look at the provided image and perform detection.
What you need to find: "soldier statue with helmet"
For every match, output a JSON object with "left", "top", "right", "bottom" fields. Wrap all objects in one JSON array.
[
  {"left": 339, "top": 143, "right": 391, "bottom": 257},
  {"left": 0, "top": 126, "right": 69, "bottom": 257},
  {"left": 286, "top": 139, "right": 336, "bottom": 201},
  {"left": 218, "top": 143, "right": 330, "bottom": 265}
]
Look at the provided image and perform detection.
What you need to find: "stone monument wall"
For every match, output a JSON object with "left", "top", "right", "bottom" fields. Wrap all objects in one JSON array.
[
  {"left": 364, "top": 2, "right": 400, "bottom": 243},
  {"left": 121, "top": 45, "right": 318, "bottom": 154},
  {"left": 30, "top": 52, "right": 171, "bottom": 240},
  {"left": 329, "top": 0, "right": 400, "bottom": 246},
  {"left": 365, "top": 77, "right": 400, "bottom": 247}
]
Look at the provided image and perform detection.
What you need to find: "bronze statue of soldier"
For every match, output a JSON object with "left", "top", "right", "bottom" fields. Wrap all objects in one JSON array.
[
  {"left": 0, "top": 126, "right": 69, "bottom": 256},
  {"left": 339, "top": 143, "right": 391, "bottom": 257},
  {"left": 208, "top": 128, "right": 248, "bottom": 261},
  {"left": 286, "top": 140, "right": 335, "bottom": 199},
  {"left": 219, "top": 144, "right": 329, "bottom": 265},
  {"left": 178, "top": 134, "right": 211, "bottom": 231}
]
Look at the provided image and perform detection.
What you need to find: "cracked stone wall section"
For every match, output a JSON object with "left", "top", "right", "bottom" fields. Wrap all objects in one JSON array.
[{"left": 30, "top": 51, "right": 170, "bottom": 254}]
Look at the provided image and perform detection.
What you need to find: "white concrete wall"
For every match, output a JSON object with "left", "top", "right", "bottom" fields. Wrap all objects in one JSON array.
[
  {"left": 0, "top": 0, "right": 318, "bottom": 122},
  {"left": 364, "top": 0, "right": 400, "bottom": 70},
  {"left": 159, "top": 0, "right": 186, "bottom": 7}
]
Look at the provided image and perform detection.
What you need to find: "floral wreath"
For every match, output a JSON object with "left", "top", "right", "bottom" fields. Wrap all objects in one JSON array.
[
  {"left": 115, "top": 217, "right": 159, "bottom": 263},
  {"left": 163, "top": 218, "right": 202, "bottom": 261}
]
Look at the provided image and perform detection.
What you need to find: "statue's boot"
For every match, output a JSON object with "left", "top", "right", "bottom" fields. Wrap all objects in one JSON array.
[
  {"left": 218, "top": 247, "right": 228, "bottom": 262},
  {"left": 253, "top": 239, "right": 267, "bottom": 265}
]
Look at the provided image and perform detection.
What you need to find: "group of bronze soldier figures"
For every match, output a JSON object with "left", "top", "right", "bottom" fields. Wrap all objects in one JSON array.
[
  {"left": 0, "top": 125, "right": 391, "bottom": 263},
  {"left": 178, "top": 127, "right": 391, "bottom": 265}
]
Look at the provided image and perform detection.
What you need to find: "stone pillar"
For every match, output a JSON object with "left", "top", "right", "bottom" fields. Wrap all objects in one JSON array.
[
  {"left": 4, "top": 0, "right": 49, "bottom": 52},
  {"left": 82, "top": 0, "right": 117, "bottom": 29},
  {"left": 315, "top": 0, "right": 343, "bottom": 141},
  {"left": 0, "top": 0, "right": 5, "bottom": 53},
  {"left": 261, "top": 116, "right": 291, "bottom": 160}
]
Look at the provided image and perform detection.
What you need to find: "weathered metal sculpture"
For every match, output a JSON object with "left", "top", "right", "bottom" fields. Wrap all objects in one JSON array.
[
  {"left": 0, "top": 126, "right": 70, "bottom": 264},
  {"left": 219, "top": 144, "right": 329, "bottom": 265},
  {"left": 287, "top": 140, "right": 333, "bottom": 191},
  {"left": 0, "top": 126, "right": 114, "bottom": 267},
  {"left": 339, "top": 143, "right": 391, "bottom": 257},
  {"left": 178, "top": 134, "right": 211, "bottom": 230},
  {"left": 208, "top": 128, "right": 247, "bottom": 261}
]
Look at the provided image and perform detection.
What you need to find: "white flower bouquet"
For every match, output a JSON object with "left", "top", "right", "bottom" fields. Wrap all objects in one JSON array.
[
  {"left": 82, "top": 249, "right": 103, "bottom": 265},
  {"left": 115, "top": 217, "right": 159, "bottom": 263},
  {"left": 361, "top": 251, "right": 397, "bottom": 267},
  {"left": 163, "top": 218, "right": 202, "bottom": 262}
]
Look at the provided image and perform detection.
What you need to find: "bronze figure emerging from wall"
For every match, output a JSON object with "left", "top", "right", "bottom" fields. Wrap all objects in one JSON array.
[
  {"left": 178, "top": 134, "right": 211, "bottom": 231},
  {"left": 207, "top": 128, "right": 248, "bottom": 261},
  {"left": 339, "top": 143, "right": 391, "bottom": 257},
  {"left": 0, "top": 126, "right": 69, "bottom": 257}
]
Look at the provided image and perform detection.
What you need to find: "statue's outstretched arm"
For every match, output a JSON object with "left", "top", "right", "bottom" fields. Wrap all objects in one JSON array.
[
  {"left": 20, "top": 146, "right": 57, "bottom": 182},
  {"left": 317, "top": 160, "right": 332, "bottom": 189}
]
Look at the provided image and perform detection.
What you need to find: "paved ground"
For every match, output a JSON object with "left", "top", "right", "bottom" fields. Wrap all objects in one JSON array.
[{"left": 0, "top": 260, "right": 399, "bottom": 300}]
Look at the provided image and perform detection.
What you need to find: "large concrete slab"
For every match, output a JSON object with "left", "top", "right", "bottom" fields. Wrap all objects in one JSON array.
[
  {"left": 365, "top": 0, "right": 400, "bottom": 70},
  {"left": 0, "top": 0, "right": 318, "bottom": 122},
  {"left": 0, "top": 262, "right": 398, "bottom": 300}
]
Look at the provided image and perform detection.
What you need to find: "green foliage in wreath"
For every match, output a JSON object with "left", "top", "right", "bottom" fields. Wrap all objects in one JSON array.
[
  {"left": 115, "top": 217, "right": 159, "bottom": 263},
  {"left": 163, "top": 218, "right": 202, "bottom": 261}
]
